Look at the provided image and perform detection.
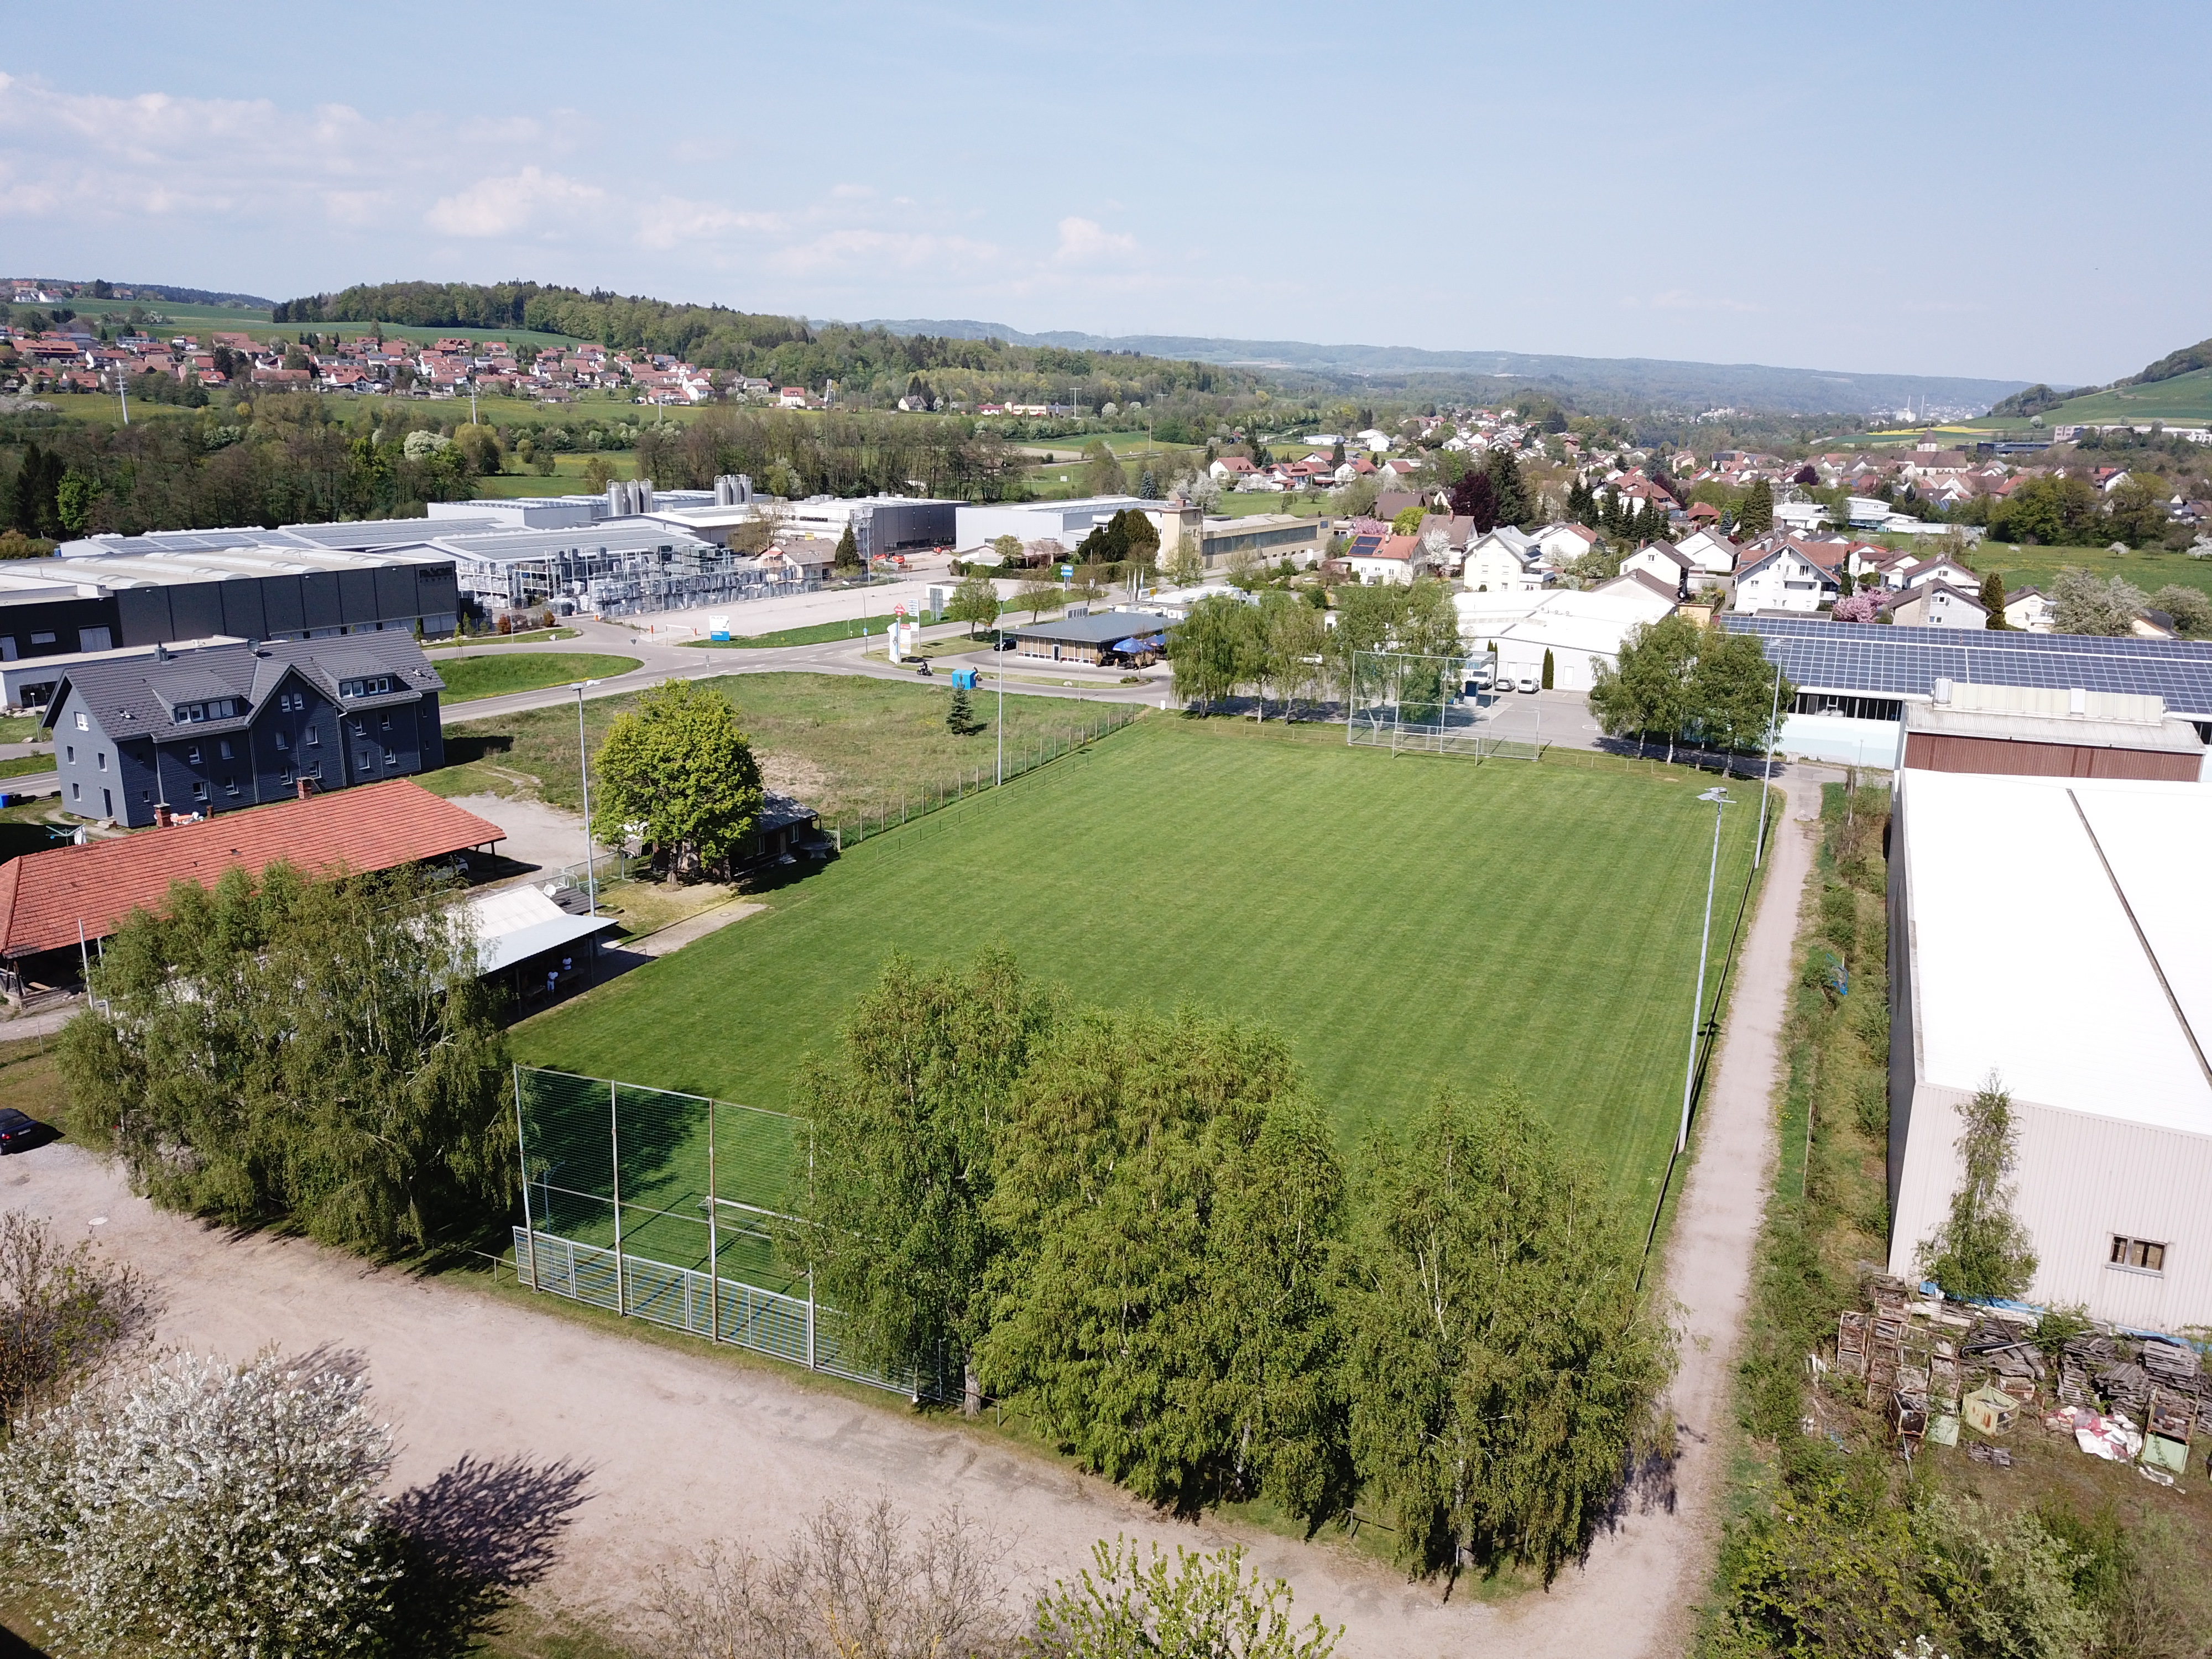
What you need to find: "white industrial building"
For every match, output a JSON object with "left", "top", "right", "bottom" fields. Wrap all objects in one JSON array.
[
  {"left": 1888, "top": 768, "right": 2212, "bottom": 1330},
  {"left": 1454, "top": 580, "right": 1676, "bottom": 692}
]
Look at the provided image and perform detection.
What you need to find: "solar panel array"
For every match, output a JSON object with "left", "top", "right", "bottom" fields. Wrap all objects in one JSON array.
[{"left": 1721, "top": 614, "right": 2212, "bottom": 717}]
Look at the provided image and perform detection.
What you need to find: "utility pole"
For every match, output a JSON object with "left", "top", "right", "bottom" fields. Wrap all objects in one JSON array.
[{"left": 574, "top": 680, "right": 601, "bottom": 916}]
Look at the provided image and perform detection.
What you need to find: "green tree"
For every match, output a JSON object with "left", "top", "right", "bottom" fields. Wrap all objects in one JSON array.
[
  {"left": 1689, "top": 627, "right": 1793, "bottom": 753},
  {"left": 1485, "top": 446, "right": 1530, "bottom": 528},
  {"left": 1084, "top": 441, "right": 1127, "bottom": 496},
  {"left": 591, "top": 679, "right": 764, "bottom": 883},
  {"left": 2106, "top": 474, "right": 2172, "bottom": 547},
  {"left": 58, "top": 863, "right": 510, "bottom": 1254},
  {"left": 1979, "top": 568, "right": 2009, "bottom": 628},
  {"left": 989, "top": 533, "right": 1024, "bottom": 566},
  {"left": 1390, "top": 505, "right": 1425, "bottom": 536},
  {"left": 1014, "top": 576, "right": 1061, "bottom": 622},
  {"left": 1738, "top": 478, "right": 1774, "bottom": 536},
  {"left": 1031, "top": 1540, "right": 1339, "bottom": 1659},
  {"left": 53, "top": 469, "right": 99, "bottom": 534},
  {"left": 1340, "top": 1087, "right": 1672, "bottom": 1582},
  {"left": 945, "top": 574, "right": 1001, "bottom": 639},
  {"left": 1261, "top": 593, "right": 1327, "bottom": 721},
  {"left": 782, "top": 950, "right": 1056, "bottom": 1413},
  {"left": 832, "top": 523, "right": 861, "bottom": 572},
  {"left": 1168, "top": 593, "right": 1246, "bottom": 714},
  {"left": 451, "top": 421, "right": 503, "bottom": 477},
  {"left": 2152, "top": 583, "right": 2212, "bottom": 637},
  {"left": 979, "top": 1008, "right": 1347, "bottom": 1517},
  {"left": 1589, "top": 612, "right": 1702, "bottom": 762},
  {"left": 1992, "top": 474, "right": 2098, "bottom": 546},
  {"left": 1540, "top": 647, "right": 1554, "bottom": 690},
  {"left": 1918, "top": 1076, "right": 2038, "bottom": 1300},
  {"left": 945, "top": 684, "right": 980, "bottom": 735}
]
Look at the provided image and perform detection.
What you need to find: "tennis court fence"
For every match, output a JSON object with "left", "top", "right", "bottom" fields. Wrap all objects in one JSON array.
[{"left": 512, "top": 1065, "right": 952, "bottom": 1401}]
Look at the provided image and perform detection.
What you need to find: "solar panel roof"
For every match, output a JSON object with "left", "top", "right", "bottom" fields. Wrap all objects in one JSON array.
[{"left": 1722, "top": 615, "right": 2212, "bottom": 717}]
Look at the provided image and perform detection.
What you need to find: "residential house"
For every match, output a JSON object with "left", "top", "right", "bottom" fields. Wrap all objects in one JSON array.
[
  {"left": 1461, "top": 527, "right": 1543, "bottom": 593},
  {"left": 1535, "top": 522, "right": 1600, "bottom": 570},
  {"left": 2004, "top": 587, "right": 2054, "bottom": 632},
  {"left": 1619, "top": 542, "right": 1696, "bottom": 597},
  {"left": 1732, "top": 543, "right": 1839, "bottom": 613},
  {"left": 1672, "top": 526, "right": 1740, "bottom": 578},
  {"left": 1339, "top": 534, "right": 1422, "bottom": 586},
  {"left": 39, "top": 637, "right": 447, "bottom": 828},
  {"left": 1885, "top": 582, "right": 1989, "bottom": 630},
  {"left": 1208, "top": 456, "right": 1258, "bottom": 483}
]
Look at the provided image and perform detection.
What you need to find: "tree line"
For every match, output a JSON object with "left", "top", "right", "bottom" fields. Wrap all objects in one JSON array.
[
  {"left": 270, "top": 280, "right": 1258, "bottom": 413},
  {"left": 1167, "top": 578, "right": 1461, "bottom": 719},
  {"left": 1588, "top": 615, "right": 1795, "bottom": 764},
  {"left": 782, "top": 950, "right": 1674, "bottom": 1583}
]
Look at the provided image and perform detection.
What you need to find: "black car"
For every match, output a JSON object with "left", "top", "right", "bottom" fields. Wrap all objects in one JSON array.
[{"left": 0, "top": 1109, "right": 41, "bottom": 1152}]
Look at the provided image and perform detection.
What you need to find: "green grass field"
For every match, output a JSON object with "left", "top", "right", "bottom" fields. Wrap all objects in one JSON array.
[
  {"left": 682, "top": 613, "right": 941, "bottom": 649},
  {"left": 435, "top": 653, "right": 640, "bottom": 704},
  {"left": 517, "top": 718, "right": 1765, "bottom": 1226},
  {"left": 1972, "top": 542, "right": 2212, "bottom": 603},
  {"left": 437, "top": 670, "right": 1120, "bottom": 820}
]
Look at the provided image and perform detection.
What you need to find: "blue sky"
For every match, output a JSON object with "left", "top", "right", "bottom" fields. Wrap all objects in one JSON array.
[{"left": 1, "top": 1, "right": 2202, "bottom": 386}]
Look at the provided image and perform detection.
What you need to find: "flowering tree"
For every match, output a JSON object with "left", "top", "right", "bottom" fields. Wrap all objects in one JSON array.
[{"left": 0, "top": 1349, "right": 401, "bottom": 1658}]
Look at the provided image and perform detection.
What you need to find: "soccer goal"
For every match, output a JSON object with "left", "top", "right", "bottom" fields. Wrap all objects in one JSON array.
[{"left": 1344, "top": 649, "right": 1541, "bottom": 759}]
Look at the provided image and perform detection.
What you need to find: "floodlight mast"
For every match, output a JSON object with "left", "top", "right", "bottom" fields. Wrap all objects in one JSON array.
[
  {"left": 574, "top": 679, "right": 601, "bottom": 919},
  {"left": 1678, "top": 787, "right": 1731, "bottom": 1154}
]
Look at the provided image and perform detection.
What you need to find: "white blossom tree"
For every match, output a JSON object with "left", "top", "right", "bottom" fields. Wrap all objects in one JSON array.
[{"left": 0, "top": 1348, "right": 401, "bottom": 1658}]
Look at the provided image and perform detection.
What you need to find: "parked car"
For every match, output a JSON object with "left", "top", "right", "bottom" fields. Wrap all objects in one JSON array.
[
  {"left": 1470, "top": 666, "right": 1495, "bottom": 691},
  {"left": 1514, "top": 675, "right": 1540, "bottom": 693},
  {"left": 0, "top": 1109, "right": 42, "bottom": 1152}
]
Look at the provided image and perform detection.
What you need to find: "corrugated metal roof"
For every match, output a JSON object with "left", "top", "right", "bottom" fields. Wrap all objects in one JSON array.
[
  {"left": 1902, "top": 769, "right": 2212, "bottom": 1135},
  {"left": 0, "top": 779, "right": 504, "bottom": 959}
]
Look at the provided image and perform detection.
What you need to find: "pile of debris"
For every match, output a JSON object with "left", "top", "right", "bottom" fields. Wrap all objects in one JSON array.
[{"left": 1828, "top": 1274, "right": 2209, "bottom": 1479}]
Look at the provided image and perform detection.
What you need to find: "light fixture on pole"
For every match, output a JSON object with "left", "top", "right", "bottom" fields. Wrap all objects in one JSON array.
[
  {"left": 573, "top": 680, "right": 601, "bottom": 917},
  {"left": 1755, "top": 662, "right": 1782, "bottom": 869},
  {"left": 1678, "top": 786, "right": 1731, "bottom": 1155}
]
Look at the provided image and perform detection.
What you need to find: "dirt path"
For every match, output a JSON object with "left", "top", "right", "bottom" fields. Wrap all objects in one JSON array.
[{"left": 4, "top": 771, "right": 1823, "bottom": 1658}]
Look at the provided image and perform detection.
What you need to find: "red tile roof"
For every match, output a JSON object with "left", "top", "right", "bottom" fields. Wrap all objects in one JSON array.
[{"left": 0, "top": 780, "right": 504, "bottom": 960}]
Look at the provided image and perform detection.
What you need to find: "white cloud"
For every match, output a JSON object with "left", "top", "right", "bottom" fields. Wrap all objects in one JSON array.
[
  {"left": 635, "top": 196, "right": 782, "bottom": 251},
  {"left": 425, "top": 167, "right": 606, "bottom": 238},
  {"left": 769, "top": 227, "right": 1000, "bottom": 279},
  {"left": 1053, "top": 215, "right": 1138, "bottom": 265}
]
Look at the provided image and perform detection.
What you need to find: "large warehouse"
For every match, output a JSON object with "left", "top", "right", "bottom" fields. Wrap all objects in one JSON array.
[
  {"left": 1888, "top": 768, "right": 2212, "bottom": 1329},
  {"left": 1723, "top": 615, "right": 2212, "bottom": 768}
]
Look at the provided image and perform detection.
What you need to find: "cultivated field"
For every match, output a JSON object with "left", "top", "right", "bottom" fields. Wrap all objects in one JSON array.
[{"left": 518, "top": 717, "right": 1765, "bottom": 1207}]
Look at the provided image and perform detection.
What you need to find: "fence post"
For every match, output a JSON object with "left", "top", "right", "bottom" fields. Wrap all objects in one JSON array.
[
  {"left": 513, "top": 1062, "right": 537, "bottom": 1291},
  {"left": 609, "top": 1079, "right": 626, "bottom": 1318}
]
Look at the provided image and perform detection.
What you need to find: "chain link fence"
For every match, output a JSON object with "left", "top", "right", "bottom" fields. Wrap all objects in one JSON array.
[
  {"left": 512, "top": 1065, "right": 949, "bottom": 1400},
  {"left": 1344, "top": 649, "right": 1544, "bottom": 759}
]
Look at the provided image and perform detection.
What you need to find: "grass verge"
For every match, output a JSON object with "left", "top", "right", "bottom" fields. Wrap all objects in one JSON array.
[{"left": 437, "top": 653, "right": 641, "bottom": 704}]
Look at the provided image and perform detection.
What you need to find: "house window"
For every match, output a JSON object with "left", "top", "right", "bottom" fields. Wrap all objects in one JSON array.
[
  {"left": 274, "top": 731, "right": 288, "bottom": 752},
  {"left": 64, "top": 745, "right": 72, "bottom": 764},
  {"left": 359, "top": 752, "right": 373, "bottom": 771},
  {"left": 186, "top": 745, "right": 201, "bottom": 766},
  {"left": 2111, "top": 1236, "right": 2167, "bottom": 1274},
  {"left": 74, "top": 711, "right": 87, "bottom": 731},
  {"left": 280, "top": 768, "right": 293, "bottom": 785},
  {"left": 380, "top": 713, "right": 391, "bottom": 732},
  {"left": 96, "top": 752, "right": 107, "bottom": 771},
  {"left": 382, "top": 749, "right": 395, "bottom": 767},
  {"left": 217, "top": 740, "right": 232, "bottom": 760},
  {"left": 351, "top": 719, "right": 365, "bottom": 738},
  {"left": 304, "top": 726, "right": 319, "bottom": 747},
  {"left": 191, "top": 780, "right": 207, "bottom": 800},
  {"left": 34, "top": 633, "right": 56, "bottom": 648},
  {"left": 69, "top": 782, "right": 78, "bottom": 801},
  {"left": 223, "top": 778, "right": 239, "bottom": 797}
]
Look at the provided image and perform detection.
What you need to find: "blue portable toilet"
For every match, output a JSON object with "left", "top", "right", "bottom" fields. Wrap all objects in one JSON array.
[{"left": 951, "top": 667, "right": 979, "bottom": 690}]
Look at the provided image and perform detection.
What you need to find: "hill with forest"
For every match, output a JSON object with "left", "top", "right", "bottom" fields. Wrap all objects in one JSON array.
[
  {"left": 847, "top": 318, "right": 2031, "bottom": 417},
  {"left": 269, "top": 281, "right": 1262, "bottom": 418}
]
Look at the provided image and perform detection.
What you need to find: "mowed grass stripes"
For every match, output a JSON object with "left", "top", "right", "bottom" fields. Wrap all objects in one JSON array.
[{"left": 517, "top": 718, "right": 1762, "bottom": 1207}]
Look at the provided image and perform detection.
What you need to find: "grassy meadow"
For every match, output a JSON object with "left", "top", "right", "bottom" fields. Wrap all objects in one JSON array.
[{"left": 434, "top": 653, "right": 641, "bottom": 705}]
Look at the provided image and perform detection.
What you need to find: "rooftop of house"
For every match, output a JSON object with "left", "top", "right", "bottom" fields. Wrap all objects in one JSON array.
[
  {"left": 0, "top": 779, "right": 504, "bottom": 961},
  {"left": 41, "top": 637, "right": 444, "bottom": 744}
]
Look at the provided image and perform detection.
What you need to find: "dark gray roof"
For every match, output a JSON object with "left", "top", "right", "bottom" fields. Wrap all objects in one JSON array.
[
  {"left": 1007, "top": 609, "right": 1174, "bottom": 646},
  {"left": 41, "top": 636, "right": 445, "bottom": 744}
]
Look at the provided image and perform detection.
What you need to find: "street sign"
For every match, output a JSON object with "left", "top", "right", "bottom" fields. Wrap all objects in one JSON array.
[
  {"left": 1060, "top": 565, "right": 1074, "bottom": 580},
  {"left": 707, "top": 615, "right": 731, "bottom": 641},
  {"left": 894, "top": 604, "right": 908, "bottom": 618}
]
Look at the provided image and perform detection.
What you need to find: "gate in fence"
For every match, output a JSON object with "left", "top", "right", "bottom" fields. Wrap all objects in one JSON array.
[{"left": 512, "top": 1065, "right": 950, "bottom": 1401}]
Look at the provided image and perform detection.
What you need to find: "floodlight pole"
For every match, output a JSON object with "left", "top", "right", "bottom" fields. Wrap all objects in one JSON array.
[
  {"left": 1755, "top": 662, "right": 1782, "bottom": 869},
  {"left": 996, "top": 639, "right": 1004, "bottom": 786},
  {"left": 1678, "top": 787, "right": 1731, "bottom": 1155},
  {"left": 574, "top": 680, "right": 600, "bottom": 917}
]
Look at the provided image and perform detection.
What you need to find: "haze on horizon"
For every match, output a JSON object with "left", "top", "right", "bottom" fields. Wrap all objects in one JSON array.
[{"left": 1, "top": 0, "right": 2200, "bottom": 390}]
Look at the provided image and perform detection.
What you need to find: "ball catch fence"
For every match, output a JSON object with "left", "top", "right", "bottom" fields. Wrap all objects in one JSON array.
[
  {"left": 828, "top": 703, "right": 1142, "bottom": 848},
  {"left": 1344, "top": 649, "right": 1542, "bottom": 760},
  {"left": 512, "top": 1065, "right": 952, "bottom": 1401}
]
